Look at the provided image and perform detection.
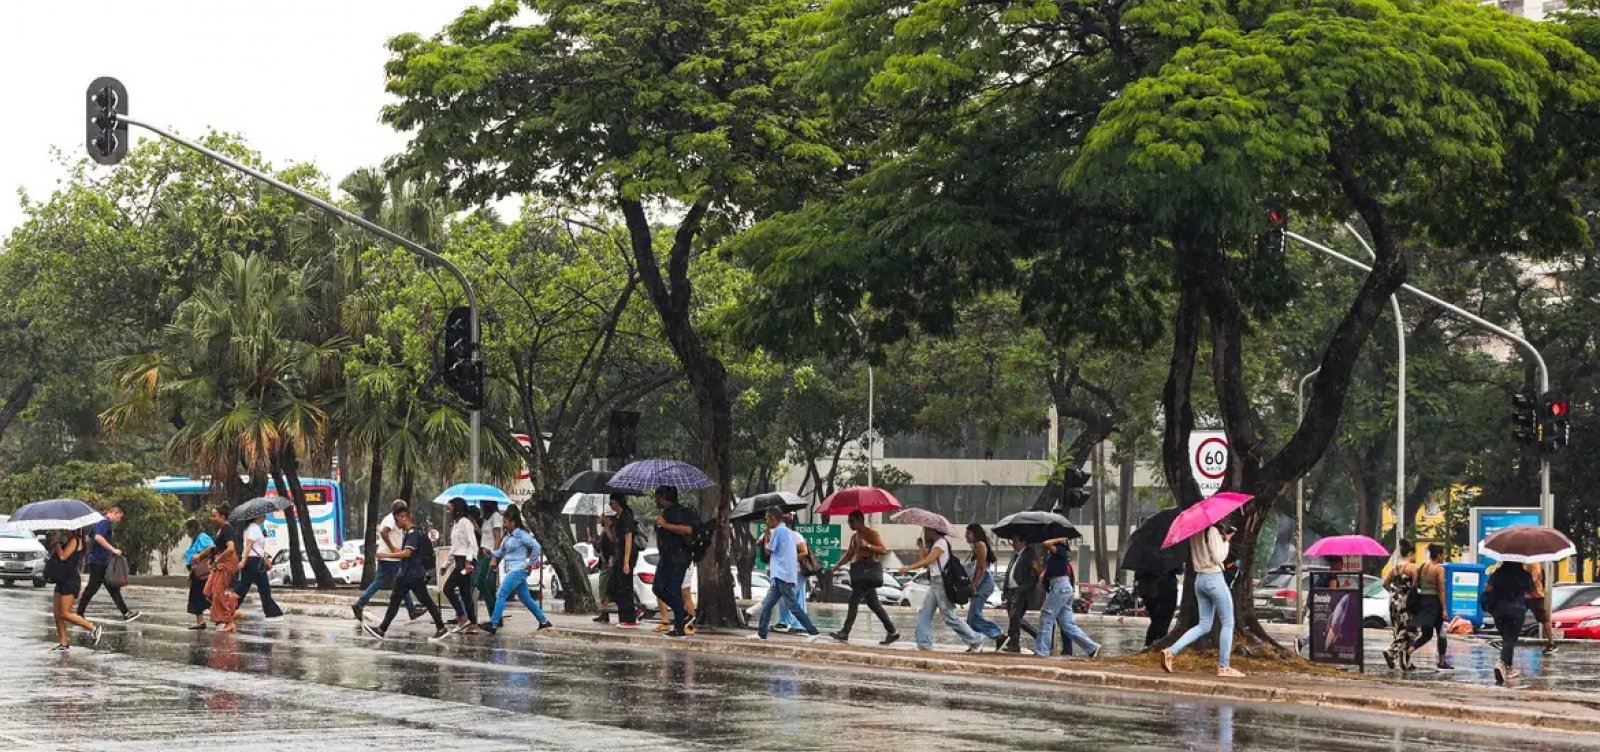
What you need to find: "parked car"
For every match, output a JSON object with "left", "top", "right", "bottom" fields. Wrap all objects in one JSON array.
[
  {"left": 612, "top": 547, "right": 772, "bottom": 616},
  {"left": 812, "top": 571, "right": 907, "bottom": 607},
  {"left": 1266, "top": 571, "right": 1380, "bottom": 624},
  {"left": 899, "top": 570, "right": 1003, "bottom": 612},
  {"left": 1551, "top": 589, "right": 1600, "bottom": 640},
  {"left": 271, "top": 547, "right": 362, "bottom": 586},
  {"left": 0, "top": 516, "right": 47, "bottom": 588}
]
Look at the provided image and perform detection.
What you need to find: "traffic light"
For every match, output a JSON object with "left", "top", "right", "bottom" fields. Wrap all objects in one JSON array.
[
  {"left": 1540, "top": 391, "right": 1571, "bottom": 455},
  {"left": 441, "top": 306, "right": 482, "bottom": 409},
  {"left": 1511, "top": 392, "right": 1539, "bottom": 446},
  {"left": 1261, "top": 203, "right": 1288, "bottom": 255},
  {"left": 85, "top": 77, "right": 128, "bottom": 165},
  {"left": 1059, "top": 467, "right": 1091, "bottom": 510}
]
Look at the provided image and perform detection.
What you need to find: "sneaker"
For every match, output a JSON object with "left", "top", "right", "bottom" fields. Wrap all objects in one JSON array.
[
  {"left": 829, "top": 631, "right": 850, "bottom": 643},
  {"left": 1001, "top": 644, "right": 1022, "bottom": 654},
  {"left": 966, "top": 642, "right": 982, "bottom": 653},
  {"left": 49, "top": 644, "right": 69, "bottom": 653},
  {"left": 617, "top": 621, "right": 639, "bottom": 629},
  {"left": 879, "top": 632, "right": 900, "bottom": 646},
  {"left": 1088, "top": 645, "right": 1102, "bottom": 659},
  {"left": 1161, "top": 649, "right": 1175, "bottom": 674},
  {"left": 805, "top": 633, "right": 824, "bottom": 643},
  {"left": 480, "top": 623, "right": 499, "bottom": 635},
  {"left": 994, "top": 636, "right": 1007, "bottom": 652},
  {"left": 665, "top": 629, "right": 687, "bottom": 638},
  {"left": 537, "top": 622, "right": 553, "bottom": 631},
  {"left": 1494, "top": 661, "right": 1508, "bottom": 685},
  {"left": 1505, "top": 668, "right": 1522, "bottom": 680},
  {"left": 351, "top": 605, "right": 364, "bottom": 622},
  {"left": 362, "top": 622, "right": 386, "bottom": 640},
  {"left": 747, "top": 633, "right": 768, "bottom": 641},
  {"left": 593, "top": 613, "right": 610, "bottom": 624},
  {"left": 1216, "top": 667, "right": 1246, "bottom": 678},
  {"left": 429, "top": 627, "right": 451, "bottom": 642},
  {"left": 1382, "top": 649, "right": 1397, "bottom": 669},
  {"left": 1437, "top": 660, "right": 1455, "bottom": 670},
  {"left": 1488, "top": 639, "right": 1504, "bottom": 650},
  {"left": 653, "top": 623, "right": 673, "bottom": 633},
  {"left": 122, "top": 611, "right": 143, "bottom": 623},
  {"left": 1544, "top": 643, "right": 1560, "bottom": 655},
  {"left": 684, "top": 614, "right": 698, "bottom": 632},
  {"left": 407, "top": 606, "right": 426, "bottom": 622},
  {"left": 772, "top": 623, "right": 791, "bottom": 633}
]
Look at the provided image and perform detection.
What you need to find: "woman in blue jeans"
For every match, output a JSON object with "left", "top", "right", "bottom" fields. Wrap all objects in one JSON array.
[
  {"left": 1034, "top": 537, "right": 1100, "bottom": 657},
  {"left": 1162, "top": 523, "right": 1245, "bottom": 678},
  {"left": 481, "top": 506, "right": 553, "bottom": 634},
  {"left": 964, "top": 524, "right": 1004, "bottom": 646}
]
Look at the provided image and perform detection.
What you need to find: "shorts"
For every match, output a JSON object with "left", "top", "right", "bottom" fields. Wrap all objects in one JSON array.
[
  {"left": 55, "top": 576, "right": 81, "bottom": 597},
  {"left": 684, "top": 564, "right": 699, "bottom": 596},
  {"left": 1528, "top": 597, "right": 1548, "bottom": 622}
]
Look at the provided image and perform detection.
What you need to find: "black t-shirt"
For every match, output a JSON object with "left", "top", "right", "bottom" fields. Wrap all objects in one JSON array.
[
  {"left": 399, "top": 529, "right": 433, "bottom": 581},
  {"left": 212, "top": 524, "right": 238, "bottom": 560},
  {"left": 655, "top": 504, "right": 697, "bottom": 564},
  {"left": 1043, "top": 543, "right": 1073, "bottom": 582}
]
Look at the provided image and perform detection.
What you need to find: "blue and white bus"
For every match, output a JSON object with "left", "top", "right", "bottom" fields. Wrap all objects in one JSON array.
[{"left": 147, "top": 475, "right": 346, "bottom": 555}]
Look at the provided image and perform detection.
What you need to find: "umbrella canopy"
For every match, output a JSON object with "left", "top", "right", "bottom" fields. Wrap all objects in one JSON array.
[
  {"left": 431, "top": 483, "right": 514, "bottom": 509},
  {"left": 892, "top": 508, "right": 953, "bottom": 535},
  {"left": 1, "top": 498, "right": 103, "bottom": 532},
  {"left": 816, "top": 486, "right": 902, "bottom": 516},
  {"left": 558, "top": 470, "right": 629, "bottom": 495},
  {"left": 1120, "top": 508, "right": 1185, "bottom": 575},
  {"left": 1160, "top": 492, "right": 1253, "bottom": 549},
  {"left": 610, "top": 459, "right": 714, "bottom": 493},
  {"left": 229, "top": 495, "right": 291, "bottom": 523},
  {"left": 1305, "top": 535, "right": 1388, "bottom": 558},
  {"left": 562, "top": 493, "right": 614, "bottom": 517},
  {"left": 731, "top": 492, "right": 808, "bottom": 522},
  {"left": 992, "top": 510, "right": 1080, "bottom": 544},
  {"left": 1479, "top": 525, "right": 1576, "bottom": 563}
]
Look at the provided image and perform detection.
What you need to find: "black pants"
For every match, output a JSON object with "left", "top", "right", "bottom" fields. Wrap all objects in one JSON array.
[
  {"left": 839, "top": 582, "right": 897, "bottom": 636},
  {"left": 1410, "top": 594, "right": 1447, "bottom": 657},
  {"left": 1495, "top": 607, "right": 1524, "bottom": 666},
  {"left": 445, "top": 556, "right": 478, "bottom": 624},
  {"left": 381, "top": 577, "right": 444, "bottom": 631},
  {"left": 187, "top": 572, "right": 210, "bottom": 615},
  {"left": 1145, "top": 593, "right": 1177, "bottom": 647},
  {"left": 234, "top": 557, "right": 283, "bottom": 617},
  {"left": 78, "top": 563, "right": 129, "bottom": 616},
  {"left": 654, "top": 558, "right": 689, "bottom": 630},
  {"left": 1006, "top": 586, "right": 1039, "bottom": 647},
  {"left": 610, "top": 565, "right": 637, "bottom": 623}
]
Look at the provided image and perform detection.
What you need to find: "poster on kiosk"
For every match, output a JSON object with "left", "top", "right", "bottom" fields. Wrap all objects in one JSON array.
[{"left": 1309, "top": 555, "right": 1364, "bottom": 669}]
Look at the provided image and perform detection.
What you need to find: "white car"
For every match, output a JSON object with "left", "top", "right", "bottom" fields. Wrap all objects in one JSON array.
[
  {"left": 271, "top": 547, "right": 361, "bottom": 586},
  {"left": 0, "top": 517, "right": 47, "bottom": 587},
  {"left": 593, "top": 547, "right": 767, "bottom": 616},
  {"left": 900, "top": 570, "right": 1004, "bottom": 611}
]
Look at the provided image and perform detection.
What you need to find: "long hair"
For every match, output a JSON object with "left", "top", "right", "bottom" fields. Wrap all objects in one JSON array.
[
  {"left": 967, "top": 523, "right": 997, "bottom": 565},
  {"left": 447, "top": 497, "right": 470, "bottom": 523},
  {"left": 503, "top": 504, "right": 525, "bottom": 530}
]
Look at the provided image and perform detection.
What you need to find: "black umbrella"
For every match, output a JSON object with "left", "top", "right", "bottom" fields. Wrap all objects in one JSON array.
[
  {"left": 558, "top": 470, "right": 631, "bottom": 495},
  {"left": 229, "top": 495, "right": 290, "bottom": 523},
  {"left": 1120, "top": 507, "right": 1185, "bottom": 575},
  {"left": 731, "top": 492, "right": 808, "bottom": 522},
  {"left": 993, "top": 510, "right": 1080, "bottom": 543}
]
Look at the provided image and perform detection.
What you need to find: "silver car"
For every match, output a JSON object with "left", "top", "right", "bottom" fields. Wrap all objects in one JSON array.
[{"left": 0, "top": 517, "right": 47, "bottom": 587}]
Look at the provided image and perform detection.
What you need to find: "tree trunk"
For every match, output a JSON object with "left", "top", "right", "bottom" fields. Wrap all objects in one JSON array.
[
  {"left": 527, "top": 492, "right": 597, "bottom": 613},
  {"left": 361, "top": 447, "right": 384, "bottom": 587},
  {"left": 269, "top": 462, "right": 307, "bottom": 589},
  {"left": 1091, "top": 440, "right": 1110, "bottom": 583},
  {"left": 0, "top": 377, "right": 37, "bottom": 448},
  {"left": 1117, "top": 450, "right": 1135, "bottom": 585},
  {"left": 281, "top": 446, "right": 337, "bottom": 589},
  {"left": 336, "top": 437, "right": 353, "bottom": 544}
]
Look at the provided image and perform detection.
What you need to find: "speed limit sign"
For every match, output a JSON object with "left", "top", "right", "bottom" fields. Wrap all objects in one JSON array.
[{"left": 1189, "top": 430, "right": 1229, "bottom": 495}]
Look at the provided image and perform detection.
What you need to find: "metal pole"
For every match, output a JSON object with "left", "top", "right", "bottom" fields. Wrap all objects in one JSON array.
[
  {"left": 867, "top": 364, "right": 875, "bottom": 489},
  {"left": 1343, "top": 224, "right": 1406, "bottom": 553},
  {"left": 120, "top": 117, "right": 483, "bottom": 483},
  {"left": 1296, "top": 368, "right": 1320, "bottom": 626},
  {"left": 1287, "top": 231, "right": 1552, "bottom": 589}
]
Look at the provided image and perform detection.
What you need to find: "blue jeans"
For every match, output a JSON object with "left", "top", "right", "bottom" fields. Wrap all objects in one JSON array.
[
  {"left": 758, "top": 579, "right": 818, "bottom": 637},
  {"left": 1036, "top": 578, "right": 1098, "bottom": 656},
  {"left": 1169, "top": 571, "right": 1235, "bottom": 668},
  {"left": 967, "top": 572, "right": 1003, "bottom": 638},
  {"left": 654, "top": 558, "right": 690, "bottom": 630},
  {"left": 234, "top": 557, "right": 283, "bottom": 618},
  {"left": 917, "top": 579, "right": 983, "bottom": 650},
  {"left": 491, "top": 568, "right": 550, "bottom": 627},
  {"left": 355, "top": 560, "right": 415, "bottom": 610},
  {"left": 776, "top": 576, "right": 809, "bottom": 628}
]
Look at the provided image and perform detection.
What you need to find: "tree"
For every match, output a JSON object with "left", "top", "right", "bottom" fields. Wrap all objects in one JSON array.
[
  {"left": 0, "top": 461, "right": 184, "bottom": 574},
  {"left": 381, "top": 0, "right": 840, "bottom": 625}
]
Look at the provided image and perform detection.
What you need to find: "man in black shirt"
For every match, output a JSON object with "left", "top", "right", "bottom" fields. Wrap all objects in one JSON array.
[
  {"left": 363, "top": 507, "right": 448, "bottom": 642},
  {"left": 999, "top": 538, "right": 1041, "bottom": 653},
  {"left": 652, "top": 486, "right": 698, "bottom": 637}
]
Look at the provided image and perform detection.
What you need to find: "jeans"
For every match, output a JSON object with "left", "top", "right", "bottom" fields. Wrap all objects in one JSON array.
[
  {"left": 1005, "top": 586, "right": 1039, "bottom": 649},
  {"left": 758, "top": 579, "right": 818, "bottom": 637},
  {"left": 1169, "top": 571, "right": 1234, "bottom": 668},
  {"left": 1036, "top": 577, "right": 1099, "bottom": 656},
  {"left": 380, "top": 577, "right": 443, "bottom": 631},
  {"left": 839, "top": 582, "right": 897, "bottom": 637},
  {"left": 654, "top": 558, "right": 690, "bottom": 630},
  {"left": 444, "top": 556, "right": 478, "bottom": 623},
  {"left": 491, "top": 568, "right": 551, "bottom": 627},
  {"left": 233, "top": 557, "right": 283, "bottom": 617},
  {"left": 355, "top": 560, "right": 415, "bottom": 610},
  {"left": 78, "top": 563, "right": 130, "bottom": 616},
  {"left": 967, "top": 572, "right": 1004, "bottom": 639},
  {"left": 917, "top": 579, "right": 983, "bottom": 650},
  {"left": 777, "top": 576, "right": 809, "bottom": 629}
]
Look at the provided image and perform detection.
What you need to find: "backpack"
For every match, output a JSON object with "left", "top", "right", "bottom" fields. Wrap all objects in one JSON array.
[
  {"left": 686, "top": 513, "right": 714, "bottom": 562},
  {"left": 940, "top": 542, "right": 975, "bottom": 604}
]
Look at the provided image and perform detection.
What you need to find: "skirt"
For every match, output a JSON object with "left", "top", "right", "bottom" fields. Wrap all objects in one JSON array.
[
  {"left": 187, "top": 572, "right": 211, "bottom": 615},
  {"left": 54, "top": 575, "right": 81, "bottom": 598},
  {"left": 1412, "top": 594, "right": 1444, "bottom": 629}
]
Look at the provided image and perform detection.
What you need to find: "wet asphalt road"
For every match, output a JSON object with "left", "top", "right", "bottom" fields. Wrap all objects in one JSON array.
[{"left": 1, "top": 586, "right": 1595, "bottom": 752}]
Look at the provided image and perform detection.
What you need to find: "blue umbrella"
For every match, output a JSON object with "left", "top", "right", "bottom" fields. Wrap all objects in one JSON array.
[
  {"left": 431, "top": 483, "right": 514, "bottom": 509},
  {"left": 609, "top": 459, "right": 714, "bottom": 493},
  {"left": 2, "top": 498, "right": 104, "bottom": 531}
]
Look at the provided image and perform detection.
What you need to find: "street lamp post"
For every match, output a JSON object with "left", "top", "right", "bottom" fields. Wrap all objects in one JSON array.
[
  {"left": 1343, "top": 223, "right": 1407, "bottom": 554},
  {"left": 1295, "top": 367, "right": 1320, "bottom": 626}
]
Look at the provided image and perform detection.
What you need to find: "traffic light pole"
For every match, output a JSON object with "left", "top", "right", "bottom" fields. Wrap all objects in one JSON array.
[
  {"left": 1288, "top": 230, "right": 1551, "bottom": 586},
  {"left": 1342, "top": 224, "right": 1407, "bottom": 556},
  {"left": 117, "top": 115, "right": 483, "bottom": 483}
]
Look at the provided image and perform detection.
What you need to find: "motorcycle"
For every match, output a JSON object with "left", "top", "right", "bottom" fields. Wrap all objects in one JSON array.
[{"left": 1102, "top": 583, "right": 1145, "bottom": 617}]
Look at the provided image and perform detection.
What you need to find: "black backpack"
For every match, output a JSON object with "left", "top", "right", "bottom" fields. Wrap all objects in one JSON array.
[
  {"left": 685, "top": 511, "right": 714, "bottom": 562},
  {"left": 941, "top": 545, "right": 975, "bottom": 604}
]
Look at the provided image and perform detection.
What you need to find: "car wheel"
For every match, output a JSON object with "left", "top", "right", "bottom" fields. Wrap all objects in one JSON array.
[
  {"left": 32, "top": 578, "right": 44, "bottom": 588},
  {"left": 1362, "top": 616, "right": 1386, "bottom": 629}
]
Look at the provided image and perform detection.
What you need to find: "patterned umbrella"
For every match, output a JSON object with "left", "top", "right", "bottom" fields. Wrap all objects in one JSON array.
[
  {"left": 2, "top": 498, "right": 103, "bottom": 531},
  {"left": 731, "top": 492, "right": 808, "bottom": 522},
  {"left": 229, "top": 495, "right": 291, "bottom": 523},
  {"left": 1478, "top": 525, "right": 1575, "bottom": 563},
  {"left": 892, "top": 508, "right": 953, "bottom": 535},
  {"left": 609, "top": 459, "right": 714, "bottom": 493},
  {"left": 816, "top": 486, "right": 902, "bottom": 516}
]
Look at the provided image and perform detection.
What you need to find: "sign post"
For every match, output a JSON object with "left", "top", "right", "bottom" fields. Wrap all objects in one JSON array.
[{"left": 1189, "top": 430, "right": 1230, "bottom": 497}]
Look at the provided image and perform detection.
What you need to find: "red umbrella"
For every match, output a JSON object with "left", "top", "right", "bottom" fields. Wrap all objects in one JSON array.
[{"left": 817, "top": 486, "right": 902, "bottom": 516}]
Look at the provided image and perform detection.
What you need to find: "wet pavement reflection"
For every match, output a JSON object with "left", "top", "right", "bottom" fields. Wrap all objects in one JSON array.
[{"left": 2, "top": 587, "right": 1595, "bottom": 751}]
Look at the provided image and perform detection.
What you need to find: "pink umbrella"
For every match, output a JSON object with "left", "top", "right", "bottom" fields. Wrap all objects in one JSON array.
[
  {"left": 892, "top": 507, "right": 954, "bottom": 535},
  {"left": 817, "top": 486, "right": 902, "bottom": 516},
  {"left": 1304, "top": 535, "right": 1388, "bottom": 558},
  {"left": 1160, "top": 492, "right": 1253, "bottom": 549}
]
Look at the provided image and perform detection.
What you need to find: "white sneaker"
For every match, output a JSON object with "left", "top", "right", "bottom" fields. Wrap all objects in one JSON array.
[
  {"left": 746, "top": 633, "right": 767, "bottom": 641},
  {"left": 90, "top": 625, "right": 103, "bottom": 647}
]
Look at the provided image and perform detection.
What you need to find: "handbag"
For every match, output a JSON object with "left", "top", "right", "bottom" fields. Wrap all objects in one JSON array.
[
  {"left": 799, "top": 552, "right": 824, "bottom": 578},
  {"left": 191, "top": 556, "right": 212, "bottom": 580},
  {"left": 849, "top": 559, "right": 885, "bottom": 589},
  {"left": 106, "top": 554, "right": 131, "bottom": 588}
]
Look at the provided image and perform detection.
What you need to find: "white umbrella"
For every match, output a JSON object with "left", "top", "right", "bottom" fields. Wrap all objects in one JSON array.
[{"left": 562, "top": 493, "right": 613, "bottom": 516}]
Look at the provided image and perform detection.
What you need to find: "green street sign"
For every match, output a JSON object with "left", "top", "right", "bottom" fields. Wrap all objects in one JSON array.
[{"left": 756, "top": 522, "right": 844, "bottom": 569}]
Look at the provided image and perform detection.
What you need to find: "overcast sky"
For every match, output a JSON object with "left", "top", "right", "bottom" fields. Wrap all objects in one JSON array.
[{"left": 0, "top": 1, "right": 478, "bottom": 238}]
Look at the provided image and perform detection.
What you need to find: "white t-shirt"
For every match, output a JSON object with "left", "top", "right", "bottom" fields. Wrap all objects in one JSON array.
[
  {"left": 927, "top": 537, "right": 950, "bottom": 581},
  {"left": 243, "top": 523, "right": 267, "bottom": 559},
  {"left": 450, "top": 518, "right": 478, "bottom": 555},
  {"left": 378, "top": 514, "right": 403, "bottom": 552},
  {"left": 480, "top": 512, "right": 503, "bottom": 553}
]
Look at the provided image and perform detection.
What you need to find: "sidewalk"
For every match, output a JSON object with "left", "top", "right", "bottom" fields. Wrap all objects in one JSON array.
[{"left": 123, "top": 583, "right": 1600, "bottom": 737}]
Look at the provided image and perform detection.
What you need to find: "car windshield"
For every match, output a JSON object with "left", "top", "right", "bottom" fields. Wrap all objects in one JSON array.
[
  {"left": 1364, "top": 580, "right": 1386, "bottom": 598},
  {"left": 1552, "top": 586, "right": 1600, "bottom": 612},
  {"left": 1259, "top": 573, "right": 1292, "bottom": 590},
  {"left": 0, "top": 529, "right": 30, "bottom": 539}
]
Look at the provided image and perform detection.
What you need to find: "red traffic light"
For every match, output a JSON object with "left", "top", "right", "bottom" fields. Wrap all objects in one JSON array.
[
  {"left": 1541, "top": 392, "right": 1570, "bottom": 419},
  {"left": 1268, "top": 209, "right": 1284, "bottom": 226},
  {"left": 1549, "top": 401, "right": 1569, "bottom": 418}
]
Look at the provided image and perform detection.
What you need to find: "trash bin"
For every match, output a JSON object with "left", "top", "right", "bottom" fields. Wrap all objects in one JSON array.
[{"left": 1444, "top": 562, "right": 1488, "bottom": 629}]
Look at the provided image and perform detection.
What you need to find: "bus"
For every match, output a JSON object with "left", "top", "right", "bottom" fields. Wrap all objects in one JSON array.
[{"left": 146, "top": 475, "right": 346, "bottom": 555}]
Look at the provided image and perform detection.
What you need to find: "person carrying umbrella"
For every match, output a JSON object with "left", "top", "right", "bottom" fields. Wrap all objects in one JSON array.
[
  {"left": 232, "top": 506, "right": 284, "bottom": 623},
  {"left": 1161, "top": 521, "right": 1243, "bottom": 677},
  {"left": 608, "top": 494, "right": 641, "bottom": 628},
  {"left": 999, "top": 537, "right": 1042, "bottom": 653},
  {"left": 46, "top": 529, "right": 102, "bottom": 651},
  {"left": 1483, "top": 562, "right": 1536, "bottom": 685},
  {"left": 827, "top": 510, "right": 900, "bottom": 645},
  {"left": 651, "top": 486, "right": 699, "bottom": 638},
  {"left": 1034, "top": 535, "right": 1101, "bottom": 659},
  {"left": 896, "top": 524, "right": 985, "bottom": 652},
  {"left": 443, "top": 498, "right": 481, "bottom": 635}
]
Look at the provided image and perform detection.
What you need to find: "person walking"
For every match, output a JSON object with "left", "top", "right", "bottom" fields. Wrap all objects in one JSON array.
[
  {"left": 750, "top": 507, "right": 821, "bottom": 641},
  {"left": 608, "top": 494, "right": 641, "bottom": 628},
  {"left": 827, "top": 510, "right": 899, "bottom": 645},
  {"left": 46, "top": 530, "right": 101, "bottom": 651},
  {"left": 205, "top": 505, "right": 242, "bottom": 631},
  {"left": 233, "top": 511, "right": 284, "bottom": 622},
  {"left": 443, "top": 498, "right": 481, "bottom": 635},
  {"left": 1161, "top": 523, "right": 1241, "bottom": 677},
  {"left": 651, "top": 486, "right": 698, "bottom": 638},
  {"left": 773, "top": 513, "right": 808, "bottom": 633},
  {"left": 1525, "top": 562, "right": 1558, "bottom": 655},
  {"left": 999, "top": 538, "right": 1041, "bottom": 653},
  {"left": 362, "top": 505, "right": 449, "bottom": 641},
  {"left": 477, "top": 499, "right": 504, "bottom": 619},
  {"left": 594, "top": 520, "right": 615, "bottom": 624},
  {"left": 964, "top": 524, "right": 1005, "bottom": 647},
  {"left": 1407, "top": 543, "right": 1453, "bottom": 670},
  {"left": 481, "top": 505, "right": 555, "bottom": 635},
  {"left": 1381, "top": 541, "right": 1420, "bottom": 671},
  {"left": 352, "top": 500, "right": 421, "bottom": 623},
  {"left": 182, "top": 519, "right": 214, "bottom": 630},
  {"left": 898, "top": 527, "right": 985, "bottom": 652},
  {"left": 1135, "top": 566, "right": 1179, "bottom": 648},
  {"left": 77, "top": 504, "right": 140, "bottom": 623},
  {"left": 1483, "top": 561, "right": 1536, "bottom": 685},
  {"left": 1035, "top": 536, "right": 1101, "bottom": 659},
  {"left": 658, "top": 562, "right": 701, "bottom": 634}
]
